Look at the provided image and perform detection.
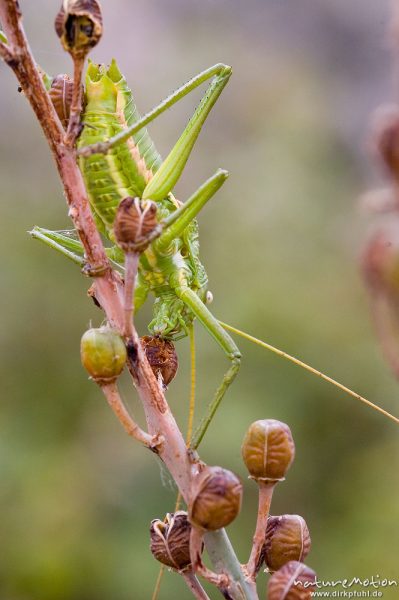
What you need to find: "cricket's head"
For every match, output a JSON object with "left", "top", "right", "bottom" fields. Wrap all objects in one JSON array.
[{"left": 84, "top": 59, "right": 127, "bottom": 113}]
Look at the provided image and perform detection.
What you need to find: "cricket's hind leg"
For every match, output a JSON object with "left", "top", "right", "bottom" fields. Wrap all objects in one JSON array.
[
  {"left": 154, "top": 169, "right": 229, "bottom": 252},
  {"left": 173, "top": 284, "right": 241, "bottom": 449},
  {"left": 79, "top": 64, "right": 232, "bottom": 203}
]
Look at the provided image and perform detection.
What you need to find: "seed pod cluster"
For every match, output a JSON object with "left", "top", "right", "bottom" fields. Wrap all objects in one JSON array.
[
  {"left": 150, "top": 511, "right": 193, "bottom": 572},
  {"left": 114, "top": 197, "right": 160, "bottom": 253},
  {"left": 268, "top": 561, "right": 316, "bottom": 600},
  {"left": 80, "top": 327, "right": 126, "bottom": 384},
  {"left": 242, "top": 419, "right": 295, "bottom": 482},
  {"left": 189, "top": 466, "right": 243, "bottom": 531},
  {"left": 262, "top": 515, "right": 311, "bottom": 573},
  {"left": 140, "top": 336, "right": 178, "bottom": 386},
  {"left": 55, "top": 0, "right": 103, "bottom": 58}
]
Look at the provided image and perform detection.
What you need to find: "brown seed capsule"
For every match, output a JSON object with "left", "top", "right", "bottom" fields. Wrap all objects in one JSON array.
[
  {"left": 189, "top": 466, "right": 243, "bottom": 531},
  {"left": 150, "top": 511, "right": 193, "bottom": 571},
  {"left": 268, "top": 561, "right": 316, "bottom": 600},
  {"left": 49, "top": 74, "right": 74, "bottom": 128},
  {"left": 114, "top": 197, "right": 160, "bottom": 253},
  {"left": 262, "top": 515, "right": 311, "bottom": 573},
  {"left": 242, "top": 420, "right": 295, "bottom": 482},
  {"left": 80, "top": 327, "right": 126, "bottom": 384},
  {"left": 140, "top": 336, "right": 178, "bottom": 386},
  {"left": 373, "top": 105, "right": 399, "bottom": 181},
  {"left": 55, "top": 0, "right": 103, "bottom": 58}
]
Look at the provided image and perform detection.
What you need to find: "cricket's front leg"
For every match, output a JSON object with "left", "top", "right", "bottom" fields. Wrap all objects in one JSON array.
[
  {"left": 174, "top": 284, "right": 241, "bottom": 449},
  {"left": 156, "top": 169, "right": 229, "bottom": 252},
  {"left": 30, "top": 227, "right": 125, "bottom": 271}
]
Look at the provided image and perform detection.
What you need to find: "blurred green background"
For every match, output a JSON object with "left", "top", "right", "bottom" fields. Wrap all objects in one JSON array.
[{"left": 1, "top": 0, "right": 398, "bottom": 598}]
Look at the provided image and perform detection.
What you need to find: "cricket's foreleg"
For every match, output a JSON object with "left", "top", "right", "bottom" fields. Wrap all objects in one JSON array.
[
  {"left": 174, "top": 285, "right": 241, "bottom": 449},
  {"left": 30, "top": 226, "right": 125, "bottom": 271},
  {"left": 156, "top": 169, "right": 228, "bottom": 252},
  {"left": 30, "top": 226, "right": 86, "bottom": 266},
  {"left": 78, "top": 63, "right": 232, "bottom": 199}
]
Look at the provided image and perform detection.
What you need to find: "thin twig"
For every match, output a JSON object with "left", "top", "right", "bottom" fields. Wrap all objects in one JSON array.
[
  {"left": 123, "top": 252, "right": 139, "bottom": 339},
  {"left": 65, "top": 55, "right": 85, "bottom": 146},
  {"left": 246, "top": 482, "right": 276, "bottom": 580},
  {"left": 0, "top": 38, "right": 13, "bottom": 62},
  {"left": 151, "top": 565, "right": 165, "bottom": 600},
  {"left": 181, "top": 571, "right": 211, "bottom": 600},
  {"left": 190, "top": 527, "right": 229, "bottom": 590},
  {"left": 101, "top": 381, "right": 159, "bottom": 448}
]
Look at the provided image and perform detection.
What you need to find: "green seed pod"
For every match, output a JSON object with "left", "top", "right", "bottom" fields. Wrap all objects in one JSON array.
[
  {"left": 55, "top": 0, "right": 103, "bottom": 58},
  {"left": 268, "top": 561, "right": 316, "bottom": 600},
  {"left": 263, "top": 515, "right": 311, "bottom": 573},
  {"left": 80, "top": 327, "right": 126, "bottom": 383},
  {"left": 114, "top": 197, "right": 159, "bottom": 253},
  {"left": 242, "top": 419, "right": 295, "bottom": 482},
  {"left": 150, "top": 511, "right": 193, "bottom": 572},
  {"left": 189, "top": 466, "right": 243, "bottom": 531},
  {"left": 140, "top": 336, "right": 178, "bottom": 386}
]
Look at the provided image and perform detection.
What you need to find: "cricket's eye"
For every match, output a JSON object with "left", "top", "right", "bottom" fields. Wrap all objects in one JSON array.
[{"left": 206, "top": 291, "right": 213, "bottom": 304}]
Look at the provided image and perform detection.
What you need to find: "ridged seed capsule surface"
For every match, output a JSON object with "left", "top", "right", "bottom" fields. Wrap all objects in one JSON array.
[{"left": 242, "top": 419, "right": 295, "bottom": 482}]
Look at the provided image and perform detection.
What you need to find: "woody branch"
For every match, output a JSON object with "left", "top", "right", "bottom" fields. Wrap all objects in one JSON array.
[{"left": 0, "top": 2, "right": 258, "bottom": 598}]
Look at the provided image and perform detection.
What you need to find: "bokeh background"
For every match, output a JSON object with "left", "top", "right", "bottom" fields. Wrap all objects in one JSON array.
[{"left": 1, "top": 1, "right": 398, "bottom": 598}]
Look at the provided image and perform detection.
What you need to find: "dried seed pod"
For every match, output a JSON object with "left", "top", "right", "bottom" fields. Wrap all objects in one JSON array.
[
  {"left": 150, "top": 511, "right": 193, "bottom": 571},
  {"left": 80, "top": 326, "right": 126, "bottom": 383},
  {"left": 268, "top": 561, "right": 316, "bottom": 600},
  {"left": 242, "top": 420, "right": 295, "bottom": 482},
  {"left": 372, "top": 105, "right": 399, "bottom": 181},
  {"left": 114, "top": 197, "right": 160, "bottom": 253},
  {"left": 140, "top": 336, "right": 178, "bottom": 386},
  {"left": 362, "top": 228, "right": 399, "bottom": 294},
  {"left": 48, "top": 74, "right": 74, "bottom": 128},
  {"left": 189, "top": 466, "right": 243, "bottom": 531},
  {"left": 263, "top": 515, "right": 311, "bottom": 573},
  {"left": 55, "top": 0, "right": 103, "bottom": 58}
]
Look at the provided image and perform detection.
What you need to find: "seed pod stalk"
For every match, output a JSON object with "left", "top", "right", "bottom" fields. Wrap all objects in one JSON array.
[
  {"left": 101, "top": 381, "right": 161, "bottom": 449},
  {"left": 246, "top": 481, "right": 276, "bottom": 580}
]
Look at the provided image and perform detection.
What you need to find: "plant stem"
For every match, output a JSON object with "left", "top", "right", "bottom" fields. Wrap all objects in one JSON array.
[
  {"left": 182, "top": 571, "right": 211, "bottom": 600},
  {"left": 0, "top": 3, "right": 259, "bottom": 598},
  {"left": 246, "top": 482, "right": 276, "bottom": 580},
  {"left": 123, "top": 252, "right": 139, "bottom": 339},
  {"left": 65, "top": 55, "right": 85, "bottom": 146},
  {"left": 205, "top": 529, "right": 258, "bottom": 600},
  {"left": 101, "top": 381, "right": 156, "bottom": 447}
]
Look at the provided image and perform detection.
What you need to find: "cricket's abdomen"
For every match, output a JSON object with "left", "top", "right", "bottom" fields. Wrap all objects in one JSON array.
[{"left": 78, "top": 114, "right": 141, "bottom": 230}]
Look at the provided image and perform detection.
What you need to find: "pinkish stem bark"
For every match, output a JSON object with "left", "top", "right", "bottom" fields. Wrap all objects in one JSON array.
[{"left": 0, "top": 3, "right": 259, "bottom": 598}]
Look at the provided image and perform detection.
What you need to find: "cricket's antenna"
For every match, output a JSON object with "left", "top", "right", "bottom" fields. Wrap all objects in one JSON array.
[{"left": 219, "top": 321, "right": 399, "bottom": 425}]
